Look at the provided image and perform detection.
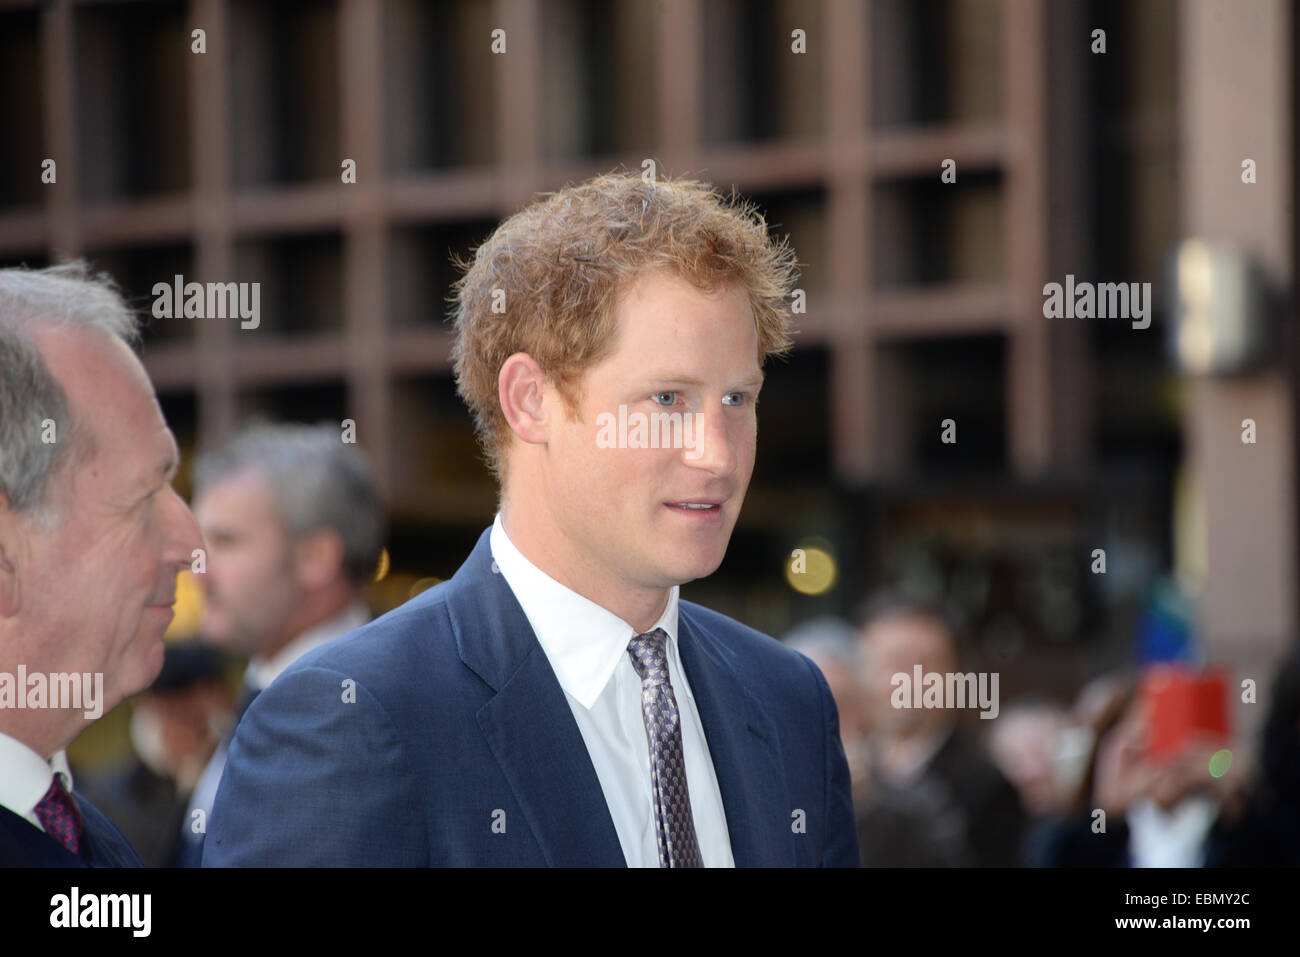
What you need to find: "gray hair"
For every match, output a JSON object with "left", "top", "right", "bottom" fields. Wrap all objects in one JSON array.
[
  {"left": 194, "top": 422, "right": 386, "bottom": 586},
  {"left": 0, "top": 261, "right": 140, "bottom": 518},
  {"left": 782, "top": 617, "right": 861, "bottom": 672}
]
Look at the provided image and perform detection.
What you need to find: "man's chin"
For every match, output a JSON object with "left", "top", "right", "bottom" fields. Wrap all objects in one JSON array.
[
  {"left": 196, "top": 620, "right": 253, "bottom": 655},
  {"left": 140, "top": 630, "right": 168, "bottom": 683},
  {"left": 661, "top": 551, "right": 727, "bottom": 586},
  {"left": 109, "top": 634, "right": 168, "bottom": 714}
]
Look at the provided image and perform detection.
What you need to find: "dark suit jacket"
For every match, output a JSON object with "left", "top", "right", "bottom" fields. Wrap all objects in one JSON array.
[
  {"left": 0, "top": 794, "right": 143, "bottom": 867},
  {"left": 205, "top": 527, "right": 858, "bottom": 866},
  {"left": 76, "top": 760, "right": 188, "bottom": 868},
  {"left": 926, "top": 728, "right": 1026, "bottom": 866},
  {"left": 857, "top": 727, "right": 1025, "bottom": 867}
]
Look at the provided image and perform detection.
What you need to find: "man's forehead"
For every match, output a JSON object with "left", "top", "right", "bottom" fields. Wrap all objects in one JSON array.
[
  {"left": 868, "top": 617, "right": 953, "bottom": 657},
  {"left": 32, "top": 319, "right": 132, "bottom": 366},
  {"left": 195, "top": 466, "right": 286, "bottom": 535},
  {"left": 607, "top": 275, "right": 757, "bottom": 357},
  {"left": 33, "top": 322, "right": 152, "bottom": 413},
  {"left": 30, "top": 325, "right": 176, "bottom": 485},
  {"left": 197, "top": 465, "right": 276, "bottom": 509}
]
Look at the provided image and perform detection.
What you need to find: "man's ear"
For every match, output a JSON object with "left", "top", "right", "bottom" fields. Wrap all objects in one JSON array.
[
  {"left": 292, "top": 528, "right": 346, "bottom": 592},
  {"left": 0, "top": 493, "right": 22, "bottom": 618},
  {"left": 498, "top": 352, "right": 554, "bottom": 447}
]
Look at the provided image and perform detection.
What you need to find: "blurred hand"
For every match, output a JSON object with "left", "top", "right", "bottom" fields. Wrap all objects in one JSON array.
[
  {"left": 1094, "top": 713, "right": 1160, "bottom": 817},
  {"left": 1158, "top": 733, "right": 1248, "bottom": 821},
  {"left": 1098, "top": 711, "right": 1247, "bottom": 823}
]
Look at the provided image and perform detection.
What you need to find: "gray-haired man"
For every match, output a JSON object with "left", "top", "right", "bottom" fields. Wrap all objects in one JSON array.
[
  {"left": 178, "top": 423, "right": 385, "bottom": 866},
  {"left": 0, "top": 262, "right": 203, "bottom": 866}
]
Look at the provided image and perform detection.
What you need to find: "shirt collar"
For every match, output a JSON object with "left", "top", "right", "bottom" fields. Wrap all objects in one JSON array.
[
  {"left": 246, "top": 602, "right": 370, "bottom": 690},
  {"left": 0, "top": 731, "right": 71, "bottom": 821},
  {"left": 490, "top": 512, "right": 679, "bottom": 710}
]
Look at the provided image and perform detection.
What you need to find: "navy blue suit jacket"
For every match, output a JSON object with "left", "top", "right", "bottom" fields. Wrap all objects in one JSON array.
[
  {"left": 204, "top": 528, "right": 859, "bottom": 866},
  {"left": 0, "top": 793, "right": 143, "bottom": 867}
]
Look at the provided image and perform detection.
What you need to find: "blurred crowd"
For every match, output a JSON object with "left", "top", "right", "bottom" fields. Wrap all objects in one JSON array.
[
  {"left": 786, "top": 603, "right": 1300, "bottom": 867},
  {"left": 39, "top": 389, "right": 1286, "bottom": 869},
  {"left": 81, "top": 522, "right": 1300, "bottom": 867}
]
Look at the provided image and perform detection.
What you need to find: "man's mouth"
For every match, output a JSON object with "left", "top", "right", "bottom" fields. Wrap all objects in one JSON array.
[{"left": 665, "top": 500, "right": 725, "bottom": 517}]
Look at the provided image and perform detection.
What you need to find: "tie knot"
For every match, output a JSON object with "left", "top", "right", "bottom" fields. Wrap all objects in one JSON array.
[
  {"left": 627, "top": 627, "right": 669, "bottom": 683},
  {"left": 34, "top": 774, "right": 82, "bottom": 856}
]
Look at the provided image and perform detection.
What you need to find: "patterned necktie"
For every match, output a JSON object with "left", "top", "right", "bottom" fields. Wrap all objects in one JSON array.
[
  {"left": 627, "top": 627, "right": 704, "bottom": 868},
  {"left": 34, "top": 774, "right": 82, "bottom": 856}
]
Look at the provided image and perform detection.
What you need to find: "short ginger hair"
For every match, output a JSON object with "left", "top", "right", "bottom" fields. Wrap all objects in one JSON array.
[{"left": 450, "top": 170, "right": 799, "bottom": 484}]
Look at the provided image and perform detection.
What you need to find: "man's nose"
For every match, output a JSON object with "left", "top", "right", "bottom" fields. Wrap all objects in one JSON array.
[
  {"left": 683, "top": 410, "right": 737, "bottom": 477},
  {"left": 162, "top": 485, "right": 204, "bottom": 571}
]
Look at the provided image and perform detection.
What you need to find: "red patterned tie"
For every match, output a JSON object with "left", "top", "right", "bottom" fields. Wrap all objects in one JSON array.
[{"left": 34, "top": 775, "right": 82, "bottom": 856}]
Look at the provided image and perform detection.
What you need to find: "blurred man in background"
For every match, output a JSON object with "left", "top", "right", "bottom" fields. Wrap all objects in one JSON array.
[
  {"left": 988, "top": 699, "right": 1074, "bottom": 822},
  {"left": 177, "top": 422, "right": 384, "bottom": 866},
  {"left": 0, "top": 263, "right": 202, "bottom": 866},
  {"left": 987, "top": 698, "right": 1075, "bottom": 865},
  {"left": 855, "top": 595, "right": 1026, "bottom": 866},
  {"left": 76, "top": 640, "right": 233, "bottom": 867},
  {"left": 783, "top": 617, "right": 869, "bottom": 799}
]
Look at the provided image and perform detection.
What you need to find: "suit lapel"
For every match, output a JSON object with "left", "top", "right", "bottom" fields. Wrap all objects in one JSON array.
[
  {"left": 76, "top": 795, "right": 135, "bottom": 867},
  {"left": 0, "top": 804, "right": 86, "bottom": 867},
  {"left": 678, "top": 608, "right": 795, "bottom": 866},
  {"left": 448, "top": 529, "right": 625, "bottom": 866},
  {"left": 475, "top": 645, "right": 627, "bottom": 866},
  {"left": 446, "top": 529, "right": 794, "bottom": 867}
]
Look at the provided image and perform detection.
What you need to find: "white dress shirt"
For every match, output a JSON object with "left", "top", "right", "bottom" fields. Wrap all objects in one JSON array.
[
  {"left": 1128, "top": 795, "right": 1219, "bottom": 868},
  {"left": 0, "top": 731, "right": 73, "bottom": 833},
  {"left": 490, "top": 513, "right": 734, "bottom": 867}
]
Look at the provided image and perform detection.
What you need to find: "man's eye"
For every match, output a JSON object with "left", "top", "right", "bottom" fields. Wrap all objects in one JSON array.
[
  {"left": 723, "top": 392, "right": 747, "bottom": 407},
  {"left": 652, "top": 391, "right": 677, "bottom": 406}
]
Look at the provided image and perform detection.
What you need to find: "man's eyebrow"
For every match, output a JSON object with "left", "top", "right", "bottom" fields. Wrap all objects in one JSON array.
[
  {"left": 642, "top": 372, "right": 766, "bottom": 388},
  {"left": 155, "top": 439, "right": 181, "bottom": 483},
  {"left": 124, "top": 448, "right": 178, "bottom": 506}
]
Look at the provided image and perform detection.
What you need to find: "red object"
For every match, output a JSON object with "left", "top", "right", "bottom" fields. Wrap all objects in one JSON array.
[
  {"left": 34, "top": 775, "right": 83, "bottom": 856},
  {"left": 1139, "top": 665, "right": 1230, "bottom": 760}
]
